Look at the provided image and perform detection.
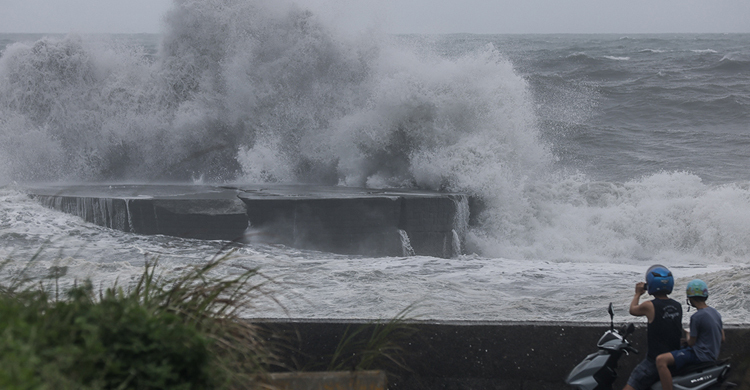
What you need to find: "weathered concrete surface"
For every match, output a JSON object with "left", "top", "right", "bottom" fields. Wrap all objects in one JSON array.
[
  {"left": 243, "top": 196, "right": 404, "bottom": 256},
  {"left": 260, "top": 320, "right": 750, "bottom": 390},
  {"left": 238, "top": 185, "right": 464, "bottom": 257},
  {"left": 266, "top": 371, "right": 387, "bottom": 390},
  {"left": 27, "top": 184, "right": 250, "bottom": 241},
  {"left": 23, "top": 184, "right": 467, "bottom": 257}
]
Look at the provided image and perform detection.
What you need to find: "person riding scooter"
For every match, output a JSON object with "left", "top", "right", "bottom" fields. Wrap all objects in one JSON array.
[
  {"left": 654, "top": 279, "right": 725, "bottom": 390},
  {"left": 564, "top": 301, "right": 734, "bottom": 390},
  {"left": 623, "top": 265, "right": 683, "bottom": 390}
]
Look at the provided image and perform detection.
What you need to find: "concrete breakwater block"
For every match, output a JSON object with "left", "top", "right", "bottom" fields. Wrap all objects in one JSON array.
[
  {"left": 26, "top": 184, "right": 250, "bottom": 241},
  {"left": 239, "top": 185, "right": 466, "bottom": 257},
  {"left": 24, "top": 184, "right": 468, "bottom": 258}
]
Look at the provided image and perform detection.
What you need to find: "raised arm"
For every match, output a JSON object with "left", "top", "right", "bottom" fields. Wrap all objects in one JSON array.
[{"left": 629, "top": 282, "right": 655, "bottom": 322}]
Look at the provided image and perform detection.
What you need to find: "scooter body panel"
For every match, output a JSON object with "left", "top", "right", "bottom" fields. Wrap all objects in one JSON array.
[
  {"left": 566, "top": 351, "right": 614, "bottom": 390},
  {"left": 565, "top": 305, "right": 734, "bottom": 390},
  {"left": 649, "top": 362, "right": 731, "bottom": 390}
]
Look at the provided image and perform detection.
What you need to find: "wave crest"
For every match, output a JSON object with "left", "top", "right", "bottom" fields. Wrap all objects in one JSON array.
[{"left": 0, "top": 0, "right": 550, "bottom": 194}]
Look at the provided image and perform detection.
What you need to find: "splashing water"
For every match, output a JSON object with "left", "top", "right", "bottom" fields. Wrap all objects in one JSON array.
[
  {"left": 0, "top": 1, "right": 550, "bottom": 246},
  {"left": 398, "top": 229, "right": 416, "bottom": 257},
  {"left": 1, "top": 1, "right": 750, "bottom": 292},
  {"left": 451, "top": 230, "right": 461, "bottom": 258}
]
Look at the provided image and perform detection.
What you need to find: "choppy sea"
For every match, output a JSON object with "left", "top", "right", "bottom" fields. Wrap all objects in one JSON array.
[{"left": 1, "top": 1, "right": 748, "bottom": 324}]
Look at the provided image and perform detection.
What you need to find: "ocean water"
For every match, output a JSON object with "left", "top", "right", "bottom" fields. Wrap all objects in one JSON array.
[{"left": 1, "top": 1, "right": 749, "bottom": 324}]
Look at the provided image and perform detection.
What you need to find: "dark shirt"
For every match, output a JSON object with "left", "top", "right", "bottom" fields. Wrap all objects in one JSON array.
[{"left": 647, "top": 298, "right": 683, "bottom": 361}]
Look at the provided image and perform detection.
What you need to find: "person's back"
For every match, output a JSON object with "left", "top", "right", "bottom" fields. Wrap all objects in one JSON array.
[
  {"left": 655, "top": 279, "right": 725, "bottom": 390},
  {"left": 686, "top": 293, "right": 723, "bottom": 362},
  {"left": 647, "top": 297, "right": 683, "bottom": 360},
  {"left": 623, "top": 265, "right": 682, "bottom": 390}
]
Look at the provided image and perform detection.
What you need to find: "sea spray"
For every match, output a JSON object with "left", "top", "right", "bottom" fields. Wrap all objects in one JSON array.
[
  {"left": 449, "top": 195, "right": 469, "bottom": 256},
  {"left": 469, "top": 171, "right": 750, "bottom": 261},
  {"left": 0, "top": 0, "right": 553, "bottom": 253},
  {"left": 2, "top": 4, "right": 750, "bottom": 266},
  {"left": 34, "top": 195, "right": 130, "bottom": 232},
  {"left": 2, "top": 0, "right": 547, "bottom": 188},
  {"left": 451, "top": 230, "right": 461, "bottom": 258},
  {"left": 2, "top": 31, "right": 750, "bottom": 323},
  {"left": 398, "top": 229, "right": 416, "bottom": 257}
]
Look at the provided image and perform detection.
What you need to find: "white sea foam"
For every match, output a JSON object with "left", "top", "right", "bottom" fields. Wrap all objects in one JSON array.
[
  {"left": 602, "top": 55, "right": 630, "bottom": 61},
  {"left": 1, "top": 186, "right": 748, "bottom": 324},
  {"left": 469, "top": 172, "right": 750, "bottom": 262},
  {"left": 1, "top": 6, "right": 749, "bottom": 324}
]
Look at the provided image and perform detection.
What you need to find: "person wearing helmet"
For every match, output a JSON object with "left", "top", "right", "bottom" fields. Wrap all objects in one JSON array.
[
  {"left": 654, "top": 279, "right": 725, "bottom": 390},
  {"left": 623, "top": 265, "right": 683, "bottom": 390}
]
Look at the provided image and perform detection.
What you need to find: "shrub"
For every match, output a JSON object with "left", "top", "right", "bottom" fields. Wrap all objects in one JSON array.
[
  {"left": 0, "top": 252, "right": 278, "bottom": 390},
  {"left": 0, "top": 283, "right": 212, "bottom": 389},
  {"left": 0, "top": 250, "right": 414, "bottom": 389}
]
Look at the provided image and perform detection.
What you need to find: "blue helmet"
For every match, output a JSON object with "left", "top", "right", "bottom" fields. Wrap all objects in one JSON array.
[
  {"left": 686, "top": 279, "right": 709, "bottom": 298},
  {"left": 646, "top": 265, "right": 674, "bottom": 295}
]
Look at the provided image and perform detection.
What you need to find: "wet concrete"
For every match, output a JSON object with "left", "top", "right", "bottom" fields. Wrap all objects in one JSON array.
[
  {"left": 24, "top": 184, "right": 467, "bottom": 258},
  {"left": 26, "top": 184, "right": 250, "bottom": 241},
  {"left": 262, "top": 320, "right": 750, "bottom": 390}
]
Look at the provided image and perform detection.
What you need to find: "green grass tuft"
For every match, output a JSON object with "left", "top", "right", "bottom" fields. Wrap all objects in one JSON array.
[
  {"left": 0, "top": 252, "right": 279, "bottom": 390},
  {"left": 324, "top": 307, "right": 417, "bottom": 373},
  {"left": 1, "top": 248, "right": 418, "bottom": 389}
]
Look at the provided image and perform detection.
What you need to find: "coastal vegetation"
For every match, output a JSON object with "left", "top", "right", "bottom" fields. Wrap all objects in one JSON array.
[{"left": 0, "top": 251, "right": 412, "bottom": 389}]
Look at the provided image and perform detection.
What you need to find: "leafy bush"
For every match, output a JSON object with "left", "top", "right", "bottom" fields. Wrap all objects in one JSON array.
[
  {"left": 0, "top": 250, "right": 415, "bottom": 389},
  {"left": 0, "top": 252, "right": 278, "bottom": 390},
  {"left": 0, "top": 283, "right": 211, "bottom": 389}
]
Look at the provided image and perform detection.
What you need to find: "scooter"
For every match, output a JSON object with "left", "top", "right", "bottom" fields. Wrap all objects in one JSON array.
[{"left": 565, "top": 303, "right": 735, "bottom": 390}]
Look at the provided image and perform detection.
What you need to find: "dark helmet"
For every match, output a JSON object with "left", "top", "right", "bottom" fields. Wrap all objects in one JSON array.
[
  {"left": 686, "top": 279, "right": 709, "bottom": 298},
  {"left": 646, "top": 264, "right": 674, "bottom": 295}
]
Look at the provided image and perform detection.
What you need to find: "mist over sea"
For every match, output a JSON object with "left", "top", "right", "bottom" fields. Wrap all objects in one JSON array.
[{"left": 1, "top": 0, "right": 749, "bottom": 324}]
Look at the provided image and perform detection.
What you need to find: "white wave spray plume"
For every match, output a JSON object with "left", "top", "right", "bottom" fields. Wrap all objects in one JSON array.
[{"left": 2, "top": 0, "right": 750, "bottom": 265}]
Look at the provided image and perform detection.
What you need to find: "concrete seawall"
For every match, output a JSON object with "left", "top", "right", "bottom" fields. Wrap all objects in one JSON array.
[
  {"left": 24, "top": 184, "right": 468, "bottom": 258},
  {"left": 261, "top": 320, "right": 750, "bottom": 389}
]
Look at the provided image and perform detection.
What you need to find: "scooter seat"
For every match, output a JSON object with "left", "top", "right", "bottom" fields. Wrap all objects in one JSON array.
[{"left": 672, "top": 359, "right": 728, "bottom": 376}]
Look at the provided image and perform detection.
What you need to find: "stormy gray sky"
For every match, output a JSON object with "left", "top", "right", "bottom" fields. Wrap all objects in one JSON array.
[{"left": 1, "top": 0, "right": 749, "bottom": 34}]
